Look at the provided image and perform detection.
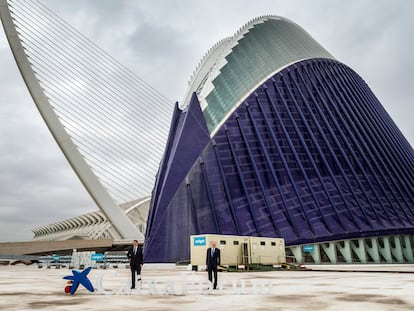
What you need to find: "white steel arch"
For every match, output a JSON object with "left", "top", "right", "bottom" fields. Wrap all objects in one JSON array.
[{"left": 0, "top": 0, "right": 142, "bottom": 240}]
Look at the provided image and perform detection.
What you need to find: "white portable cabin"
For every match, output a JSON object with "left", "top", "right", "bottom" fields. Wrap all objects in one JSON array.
[{"left": 190, "top": 234, "right": 285, "bottom": 267}]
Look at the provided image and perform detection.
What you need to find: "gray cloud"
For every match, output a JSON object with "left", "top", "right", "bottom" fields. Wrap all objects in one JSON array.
[{"left": 0, "top": 0, "right": 412, "bottom": 242}]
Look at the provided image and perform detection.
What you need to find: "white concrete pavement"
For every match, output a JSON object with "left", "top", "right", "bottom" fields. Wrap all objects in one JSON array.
[
  {"left": 1, "top": 264, "right": 414, "bottom": 310},
  {"left": 303, "top": 264, "right": 414, "bottom": 273}
]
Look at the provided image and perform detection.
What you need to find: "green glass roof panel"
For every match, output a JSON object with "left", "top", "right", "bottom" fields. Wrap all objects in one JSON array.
[{"left": 203, "top": 17, "right": 334, "bottom": 133}]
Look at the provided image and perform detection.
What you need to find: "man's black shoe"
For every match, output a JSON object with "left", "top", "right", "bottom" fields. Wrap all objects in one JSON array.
[{"left": 131, "top": 286, "right": 135, "bottom": 289}]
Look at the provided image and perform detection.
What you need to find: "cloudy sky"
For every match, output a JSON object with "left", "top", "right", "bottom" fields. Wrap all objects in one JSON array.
[{"left": 0, "top": 0, "right": 412, "bottom": 242}]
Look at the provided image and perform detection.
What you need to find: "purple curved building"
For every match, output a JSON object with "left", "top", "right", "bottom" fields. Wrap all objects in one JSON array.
[{"left": 145, "top": 16, "right": 414, "bottom": 264}]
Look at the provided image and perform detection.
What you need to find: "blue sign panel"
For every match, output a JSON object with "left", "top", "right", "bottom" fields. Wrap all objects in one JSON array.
[
  {"left": 194, "top": 236, "right": 206, "bottom": 246},
  {"left": 90, "top": 253, "right": 104, "bottom": 261},
  {"left": 303, "top": 245, "right": 315, "bottom": 253},
  {"left": 53, "top": 255, "right": 60, "bottom": 262}
]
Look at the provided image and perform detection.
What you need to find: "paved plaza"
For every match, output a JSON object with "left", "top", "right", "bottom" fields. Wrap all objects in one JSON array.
[{"left": 1, "top": 264, "right": 414, "bottom": 310}]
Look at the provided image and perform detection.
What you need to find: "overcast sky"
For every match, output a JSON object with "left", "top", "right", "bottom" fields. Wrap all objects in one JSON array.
[{"left": 0, "top": 0, "right": 412, "bottom": 242}]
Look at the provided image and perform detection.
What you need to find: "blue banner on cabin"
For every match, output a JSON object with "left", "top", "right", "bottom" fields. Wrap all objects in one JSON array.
[{"left": 194, "top": 236, "right": 206, "bottom": 246}]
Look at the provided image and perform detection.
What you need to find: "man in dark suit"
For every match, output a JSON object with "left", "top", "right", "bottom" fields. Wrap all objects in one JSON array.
[
  {"left": 206, "top": 241, "right": 220, "bottom": 289},
  {"left": 127, "top": 239, "right": 143, "bottom": 289}
]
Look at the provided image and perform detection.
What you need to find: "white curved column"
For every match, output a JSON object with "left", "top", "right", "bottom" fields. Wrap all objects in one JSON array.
[{"left": 0, "top": 0, "right": 142, "bottom": 240}]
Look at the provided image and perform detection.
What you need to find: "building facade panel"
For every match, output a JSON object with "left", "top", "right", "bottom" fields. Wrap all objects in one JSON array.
[{"left": 144, "top": 58, "right": 414, "bottom": 263}]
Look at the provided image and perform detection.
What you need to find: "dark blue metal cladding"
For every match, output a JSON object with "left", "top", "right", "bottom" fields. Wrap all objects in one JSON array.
[
  {"left": 144, "top": 94, "right": 212, "bottom": 262},
  {"left": 144, "top": 59, "right": 414, "bottom": 263}
]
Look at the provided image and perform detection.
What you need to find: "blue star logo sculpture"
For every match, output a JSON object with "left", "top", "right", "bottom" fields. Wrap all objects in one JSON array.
[{"left": 63, "top": 267, "right": 95, "bottom": 295}]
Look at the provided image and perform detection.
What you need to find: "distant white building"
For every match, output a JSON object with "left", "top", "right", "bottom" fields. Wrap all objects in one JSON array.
[{"left": 32, "top": 197, "right": 149, "bottom": 241}]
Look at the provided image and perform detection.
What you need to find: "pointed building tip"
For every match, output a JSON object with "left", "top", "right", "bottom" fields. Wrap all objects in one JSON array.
[
  {"left": 190, "top": 91, "right": 199, "bottom": 103},
  {"left": 173, "top": 101, "right": 183, "bottom": 113}
]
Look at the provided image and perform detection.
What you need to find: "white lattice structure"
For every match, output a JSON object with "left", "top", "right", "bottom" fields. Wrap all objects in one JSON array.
[
  {"left": 32, "top": 197, "right": 150, "bottom": 241},
  {"left": 287, "top": 235, "right": 414, "bottom": 264}
]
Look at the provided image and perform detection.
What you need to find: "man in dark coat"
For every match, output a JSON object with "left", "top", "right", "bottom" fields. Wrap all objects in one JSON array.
[
  {"left": 206, "top": 241, "right": 220, "bottom": 289},
  {"left": 127, "top": 239, "right": 143, "bottom": 289}
]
